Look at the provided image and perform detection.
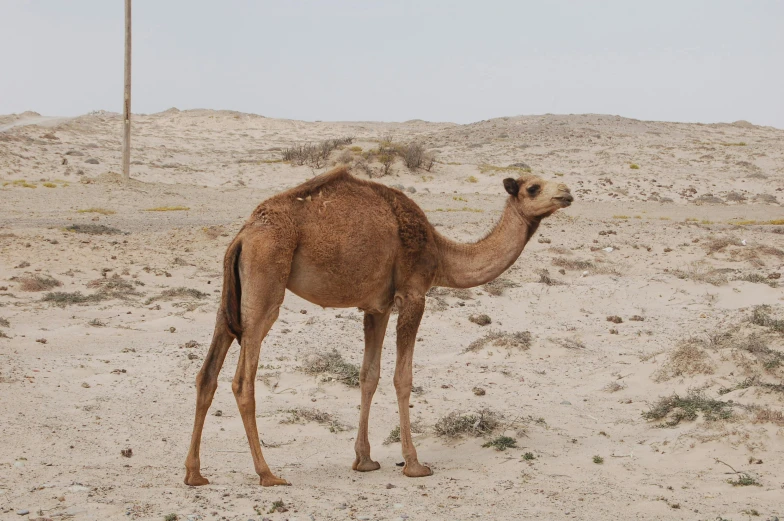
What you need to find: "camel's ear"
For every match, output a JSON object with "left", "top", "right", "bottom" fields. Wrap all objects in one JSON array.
[{"left": 503, "top": 178, "right": 519, "bottom": 197}]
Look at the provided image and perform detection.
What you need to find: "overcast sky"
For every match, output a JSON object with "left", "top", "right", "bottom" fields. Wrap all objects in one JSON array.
[{"left": 1, "top": 0, "right": 783, "bottom": 127}]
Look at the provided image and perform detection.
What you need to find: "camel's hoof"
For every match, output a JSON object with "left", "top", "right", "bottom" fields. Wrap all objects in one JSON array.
[
  {"left": 184, "top": 471, "right": 210, "bottom": 486},
  {"left": 352, "top": 458, "right": 381, "bottom": 472},
  {"left": 403, "top": 462, "right": 433, "bottom": 478},
  {"left": 260, "top": 475, "right": 290, "bottom": 487}
]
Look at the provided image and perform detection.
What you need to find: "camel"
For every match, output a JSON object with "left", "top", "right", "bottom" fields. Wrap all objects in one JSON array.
[{"left": 184, "top": 166, "right": 572, "bottom": 487}]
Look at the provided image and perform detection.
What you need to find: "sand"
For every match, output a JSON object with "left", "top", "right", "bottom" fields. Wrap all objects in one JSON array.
[{"left": 0, "top": 109, "right": 783, "bottom": 520}]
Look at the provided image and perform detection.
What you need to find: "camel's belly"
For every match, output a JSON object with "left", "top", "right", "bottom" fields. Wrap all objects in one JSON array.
[{"left": 286, "top": 244, "right": 396, "bottom": 311}]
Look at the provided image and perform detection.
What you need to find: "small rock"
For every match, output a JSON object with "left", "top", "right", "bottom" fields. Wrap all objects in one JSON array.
[
  {"left": 169, "top": 327, "right": 176, "bottom": 333},
  {"left": 561, "top": 400, "right": 572, "bottom": 405},
  {"left": 36, "top": 338, "right": 47, "bottom": 344},
  {"left": 386, "top": 483, "right": 396, "bottom": 489},
  {"left": 509, "top": 162, "right": 530, "bottom": 170},
  {"left": 214, "top": 410, "right": 223, "bottom": 417},
  {"left": 81, "top": 382, "right": 90, "bottom": 388},
  {"left": 16, "top": 510, "right": 29, "bottom": 516},
  {"left": 392, "top": 184, "right": 404, "bottom": 190},
  {"left": 84, "top": 158, "right": 100, "bottom": 164},
  {"left": 472, "top": 387, "right": 486, "bottom": 396},
  {"left": 187, "top": 353, "right": 198, "bottom": 360},
  {"left": 121, "top": 448, "right": 133, "bottom": 458},
  {"left": 65, "top": 150, "right": 85, "bottom": 156},
  {"left": 602, "top": 247, "right": 614, "bottom": 252},
  {"left": 300, "top": 309, "right": 307, "bottom": 314},
  {"left": 606, "top": 315, "right": 623, "bottom": 324},
  {"left": 406, "top": 187, "right": 416, "bottom": 194},
  {"left": 358, "top": 516, "right": 371, "bottom": 520}
]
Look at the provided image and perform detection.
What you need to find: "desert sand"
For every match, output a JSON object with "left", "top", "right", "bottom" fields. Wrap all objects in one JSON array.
[{"left": 0, "top": 109, "right": 783, "bottom": 520}]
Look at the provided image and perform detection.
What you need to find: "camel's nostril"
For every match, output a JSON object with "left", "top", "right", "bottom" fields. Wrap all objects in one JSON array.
[{"left": 564, "top": 193, "right": 574, "bottom": 202}]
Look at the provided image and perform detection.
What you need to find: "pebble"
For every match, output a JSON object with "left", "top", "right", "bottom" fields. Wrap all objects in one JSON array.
[
  {"left": 358, "top": 516, "right": 371, "bottom": 520},
  {"left": 16, "top": 510, "right": 29, "bottom": 516},
  {"left": 561, "top": 400, "right": 572, "bottom": 405},
  {"left": 84, "top": 158, "right": 99, "bottom": 164}
]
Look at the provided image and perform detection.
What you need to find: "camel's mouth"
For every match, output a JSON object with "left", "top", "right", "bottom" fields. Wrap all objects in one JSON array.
[{"left": 553, "top": 194, "right": 574, "bottom": 207}]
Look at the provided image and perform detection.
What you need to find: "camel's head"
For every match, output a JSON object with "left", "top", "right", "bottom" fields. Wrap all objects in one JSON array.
[{"left": 503, "top": 175, "right": 573, "bottom": 219}]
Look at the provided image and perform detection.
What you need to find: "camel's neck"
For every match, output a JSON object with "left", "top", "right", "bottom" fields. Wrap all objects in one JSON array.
[{"left": 433, "top": 201, "right": 540, "bottom": 289}]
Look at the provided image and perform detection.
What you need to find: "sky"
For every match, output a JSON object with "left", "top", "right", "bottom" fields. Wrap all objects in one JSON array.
[{"left": 1, "top": 0, "right": 783, "bottom": 127}]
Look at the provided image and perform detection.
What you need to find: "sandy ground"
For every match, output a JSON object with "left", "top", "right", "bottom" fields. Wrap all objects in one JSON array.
[{"left": 1, "top": 109, "right": 783, "bottom": 521}]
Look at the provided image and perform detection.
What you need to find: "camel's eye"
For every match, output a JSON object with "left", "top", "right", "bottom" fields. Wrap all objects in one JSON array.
[{"left": 526, "top": 184, "right": 540, "bottom": 197}]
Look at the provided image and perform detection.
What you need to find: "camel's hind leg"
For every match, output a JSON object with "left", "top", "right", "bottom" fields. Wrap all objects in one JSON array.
[
  {"left": 353, "top": 308, "right": 392, "bottom": 472},
  {"left": 232, "top": 238, "right": 292, "bottom": 486},
  {"left": 184, "top": 314, "right": 234, "bottom": 486}
]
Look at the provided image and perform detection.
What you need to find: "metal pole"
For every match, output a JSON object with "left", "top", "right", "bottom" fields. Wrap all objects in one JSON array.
[{"left": 122, "top": 0, "right": 132, "bottom": 179}]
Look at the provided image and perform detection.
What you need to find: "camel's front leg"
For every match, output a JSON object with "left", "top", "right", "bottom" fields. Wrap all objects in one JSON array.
[
  {"left": 353, "top": 309, "right": 391, "bottom": 472},
  {"left": 393, "top": 294, "right": 432, "bottom": 478}
]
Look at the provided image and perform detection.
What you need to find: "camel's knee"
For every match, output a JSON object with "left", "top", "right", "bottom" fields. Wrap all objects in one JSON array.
[
  {"left": 232, "top": 378, "right": 254, "bottom": 409},
  {"left": 393, "top": 374, "right": 412, "bottom": 396},
  {"left": 359, "top": 367, "right": 380, "bottom": 388}
]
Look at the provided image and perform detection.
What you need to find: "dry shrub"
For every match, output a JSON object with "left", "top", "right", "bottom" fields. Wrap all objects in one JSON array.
[
  {"left": 281, "top": 408, "right": 349, "bottom": 433},
  {"left": 282, "top": 137, "right": 353, "bottom": 168},
  {"left": 469, "top": 314, "right": 492, "bottom": 326},
  {"left": 400, "top": 142, "right": 424, "bottom": 169},
  {"left": 19, "top": 274, "right": 62, "bottom": 292},
  {"left": 434, "top": 408, "right": 502, "bottom": 438},
  {"left": 482, "top": 278, "right": 519, "bottom": 296},
  {"left": 301, "top": 348, "right": 360, "bottom": 386},
  {"left": 427, "top": 295, "right": 449, "bottom": 311},
  {"left": 654, "top": 341, "right": 716, "bottom": 382},
  {"left": 0, "top": 317, "right": 10, "bottom": 328},
  {"left": 642, "top": 390, "right": 733, "bottom": 427},
  {"left": 465, "top": 330, "right": 532, "bottom": 353}
]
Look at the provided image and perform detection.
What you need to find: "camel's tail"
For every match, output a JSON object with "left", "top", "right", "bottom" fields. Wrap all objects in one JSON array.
[{"left": 222, "top": 238, "right": 243, "bottom": 342}]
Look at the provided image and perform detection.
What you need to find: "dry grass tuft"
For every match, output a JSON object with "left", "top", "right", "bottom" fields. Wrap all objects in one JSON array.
[
  {"left": 671, "top": 262, "right": 729, "bottom": 286},
  {"left": 19, "top": 274, "right": 62, "bottom": 292},
  {"left": 537, "top": 269, "right": 563, "bottom": 285},
  {"left": 482, "top": 278, "right": 519, "bottom": 296},
  {"left": 551, "top": 336, "right": 586, "bottom": 349},
  {"left": 750, "top": 305, "right": 784, "bottom": 334},
  {"left": 469, "top": 314, "right": 492, "bottom": 326},
  {"left": 704, "top": 236, "right": 737, "bottom": 254},
  {"left": 281, "top": 408, "right": 350, "bottom": 433},
  {"left": 552, "top": 257, "right": 593, "bottom": 270},
  {"left": 77, "top": 208, "right": 115, "bottom": 215},
  {"left": 65, "top": 224, "right": 124, "bottom": 235},
  {"left": 42, "top": 291, "right": 107, "bottom": 306},
  {"left": 145, "top": 287, "right": 207, "bottom": 304},
  {"left": 145, "top": 206, "right": 190, "bottom": 212},
  {"left": 383, "top": 421, "right": 425, "bottom": 444},
  {"left": 653, "top": 341, "right": 716, "bottom": 382},
  {"left": 603, "top": 381, "right": 627, "bottom": 393},
  {"left": 87, "top": 274, "right": 143, "bottom": 300},
  {"left": 434, "top": 408, "right": 503, "bottom": 438},
  {"left": 301, "top": 349, "right": 360, "bottom": 386},
  {"left": 465, "top": 331, "right": 532, "bottom": 353},
  {"left": 753, "top": 408, "right": 784, "bottom": 426}
]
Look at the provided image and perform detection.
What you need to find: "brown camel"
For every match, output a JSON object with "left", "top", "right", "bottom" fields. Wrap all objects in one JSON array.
[{"left": 184, "top": 166, "right": 572, "bottom": 487}]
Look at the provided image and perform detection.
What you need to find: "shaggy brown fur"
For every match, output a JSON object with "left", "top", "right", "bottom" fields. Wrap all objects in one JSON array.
[{"left": 184, "top": 167, "right": 572, "bottom": 487}]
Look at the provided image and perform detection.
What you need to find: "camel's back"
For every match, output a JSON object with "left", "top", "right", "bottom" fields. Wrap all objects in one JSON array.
[{"left": 252, "top": 167, "right": 433, "bottom": 308}]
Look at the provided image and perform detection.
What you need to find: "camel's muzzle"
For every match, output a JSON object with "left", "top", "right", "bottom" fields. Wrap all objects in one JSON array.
[{"left": 553, "top": 192, "right": 573, "bottom": 207}]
